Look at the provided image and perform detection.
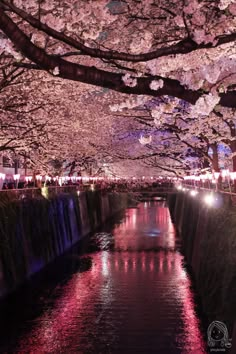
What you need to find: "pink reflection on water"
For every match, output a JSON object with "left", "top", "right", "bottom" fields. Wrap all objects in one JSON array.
[
  {"left": 159, "top": 251, "right": 164, "bottom": 273},
  {"left": 132, "top": 256, "right": 136, "bottom": 271},
  {"left": 14, "top": 202, "right": 206, "bottom": 353},
  {"left": 173, "top": 255, "right": 207, "bottom": 353},
  {"left": 113, "top": 203, "right": 176, "bottom": 251},
  {"left": 16, "top": 253, "right": 104, "bottom": 353},
  {"left": 149, "top": 258, "right": 154, "bottom": 272}
]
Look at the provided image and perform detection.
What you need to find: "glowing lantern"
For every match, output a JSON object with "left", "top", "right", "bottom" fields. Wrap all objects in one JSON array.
[
  {"left": 213, "top": 172, "right": 220, "bottom": 180},
  {"left": 206, "top": 173, "right": 212, "bottom": 180},
  {"left": 204, "top": 194, "right": 214, "bottom": 206},
  {"left": 190, "top": 190, "right": 198, "bottom": 197},
  {"left": 13, "top": 174, "right": 20, "bottom": 181},
  {"left": 200, "top": 174, "right": 206, "bottom": 180},
  {"left": 221, "top": 169, "right": 229, "bottom": 178},
  {"left": 230, "top": 172, "right": 236, "bottom": 180}
]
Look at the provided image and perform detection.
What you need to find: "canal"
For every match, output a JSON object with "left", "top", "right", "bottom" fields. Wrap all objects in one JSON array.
[{"left": 0, "top": 200, "right": 207, "bottom": 353}]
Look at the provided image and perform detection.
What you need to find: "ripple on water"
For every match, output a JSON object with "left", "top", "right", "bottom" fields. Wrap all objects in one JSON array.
[{"left": 0, "top": 201, "right": 207, "bottom": 353}]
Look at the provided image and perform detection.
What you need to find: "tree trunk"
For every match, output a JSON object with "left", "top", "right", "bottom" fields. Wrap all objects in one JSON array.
[
  {"left": 210, "top": 143, "right": 222, "bottom": 190},
  {"left": 14, "top": 160, "right": 18, "bottom": 174},
  {"left": 69, "top": 161, "right": 76, "bottom": 176},
  {"left": 230, "top": 124, "right": 236, "bottom": 192},
  {"left": 211, "top": 144, "right": 220, "bottom": 172}
]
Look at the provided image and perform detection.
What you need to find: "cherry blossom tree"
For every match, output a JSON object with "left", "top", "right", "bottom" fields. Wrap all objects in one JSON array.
[{"left": 0, "top": 0, "right": 236, "bottom": 176}]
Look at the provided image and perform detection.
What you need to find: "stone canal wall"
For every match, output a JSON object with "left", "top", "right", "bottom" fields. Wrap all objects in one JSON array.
[
  {"left": 0, "top": 191, "right": 127, "bottom": 299},
  {"left": 168, "top": 191, "right": 236, "bottom": 350}
]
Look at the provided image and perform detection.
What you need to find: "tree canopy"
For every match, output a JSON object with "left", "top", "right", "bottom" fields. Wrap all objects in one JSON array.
[{"left": 0, "top": 0, "right": 236, "bottom": 176}]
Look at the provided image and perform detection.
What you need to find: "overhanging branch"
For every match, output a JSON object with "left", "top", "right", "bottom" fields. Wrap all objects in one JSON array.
[
  {"left": 2, "top": 0, "right": 236, "bottom": 63},
  {"left": 0, "top": 8, "right": 236, "bottom": 107}
]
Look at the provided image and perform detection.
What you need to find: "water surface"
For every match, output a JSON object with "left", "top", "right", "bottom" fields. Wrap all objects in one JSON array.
[{"left": 0, "top": 201, "right": 207, "bottom": 353}]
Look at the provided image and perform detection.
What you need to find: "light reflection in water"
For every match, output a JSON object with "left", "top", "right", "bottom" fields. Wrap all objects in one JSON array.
[
  {"left": 114, "top": 202, "right": 176, "bottom": 251},
  {"left": 102, "top": 251, "right": 109, "bottom": 277},
  {"left": 8, "top": 201, "right": 206, "bottom": 353}
]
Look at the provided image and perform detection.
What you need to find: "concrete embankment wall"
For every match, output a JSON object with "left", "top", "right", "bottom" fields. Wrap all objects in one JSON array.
[
  {"left": 0, "top": 191, "right": 127, "bottom": 299},
  {"left": 168, "top": 191, "right": 236, "bottom": 349}
]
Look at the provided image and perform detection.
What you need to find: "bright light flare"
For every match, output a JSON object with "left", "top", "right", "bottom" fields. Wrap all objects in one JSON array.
[
  {"left": 204, "top": 194, "right": 214, "bottom": 206},
  {"left": 41, "top": 186, "right": 49, "bottom": 199},
  {"left": 190, "top": 190, "right": 198, "bottom": 197}
]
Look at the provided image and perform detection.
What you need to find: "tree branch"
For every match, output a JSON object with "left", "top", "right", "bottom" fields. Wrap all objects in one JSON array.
[
  {"left": 0, "top": 8, "right": 236, "bottom": 108},
  {"left": 2, "top": 0, "right": 236, "bottom": 63}
]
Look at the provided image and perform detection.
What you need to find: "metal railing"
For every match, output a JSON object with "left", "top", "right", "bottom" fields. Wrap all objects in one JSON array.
[
  {"left": 0, "top": 184, "right": 176, "bottom": 200},
  {"left": 181, "top": 183, "right": 236, "bottom": 207},
  {"left": 0, "top": 185, "right": 80, "bottom": 200},
  {"left": 122, "top": 187, "right": 175, "bottom": 194},
  {"left": 2, "top": 182, "right": 236, "bottom": 207}
]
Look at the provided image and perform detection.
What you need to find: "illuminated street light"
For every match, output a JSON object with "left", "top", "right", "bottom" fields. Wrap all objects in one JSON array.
[{"left": 204, "top": 194, "right": 214, "bottom": 206}]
